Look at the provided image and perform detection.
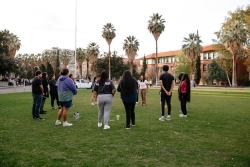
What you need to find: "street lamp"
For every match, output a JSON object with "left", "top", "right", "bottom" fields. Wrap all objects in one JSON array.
[
  {"left": 170, "top": 50, "right": 176, "bottom": 85},
  {"left": 74, "top": 0, "right": 77, "bottom": 77}
]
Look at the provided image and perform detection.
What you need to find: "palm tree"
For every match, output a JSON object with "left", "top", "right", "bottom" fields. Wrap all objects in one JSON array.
[
  {"left": 219, "top": 22, "right": 248, "bottom": 87},
  {"left": 59, "top": 50, "right": 72, "bottom": 68},
  {"left": 76, "top": 47, "right": 86, "bottom": 78},
  {"left": 148, "top": 13, "right": 165, "bottom": 85},
  {"left": 86, "top": 42, "right": 100, "bottom": 77},
  {"left": 182, "top": 32, "right": 202, "bottom": 82},
  {"left": 47, "top": 51, "right": 57, "bottom": 71},
  {"left": 41, "top": 51, "right": 50, "bottom": 69},
  {"left": 102, "top": 23, "right": 116, "bottom": 79},
  {"left": 2, "top": 29, "right": 21, "bottom": 59},
  {"left": 123, "top": 36, "right": 140, "bottom": 75}
]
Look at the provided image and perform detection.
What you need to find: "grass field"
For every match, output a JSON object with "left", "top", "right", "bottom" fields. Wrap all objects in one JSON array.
[{"left": 0, "top": 88, "right": 250, "bottom": 167}]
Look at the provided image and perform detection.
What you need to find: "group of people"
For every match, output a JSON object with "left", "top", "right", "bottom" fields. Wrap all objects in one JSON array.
[
  {"left": 32, "top": 69, "right": 77, "bottom": 127},
  {"left": 32, "top": 64, "right": 191, "bottom": 130}
]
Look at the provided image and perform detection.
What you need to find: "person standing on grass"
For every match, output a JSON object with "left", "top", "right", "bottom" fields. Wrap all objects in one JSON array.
[
  {"left": 179, "top": 73, "right": 191, "bottom": 117},
  {"left": 32, "top": 70, "right": 45, "bottom": 120},
  {"left": 91, "top": 76, "right": 98, "bottom": 105},
  {"left": 138, "top": 75, "right": 148, "bottom": 106},
  {"left": 55, "top": 69, "right": 77, "bottom": 127},
  {"left": 117, "top": 70, "right": 138, "bottom": 129},
  {"left": 40, "top": 72, "right": 49, "bottom": 114},
  {"left": 93, "top": 70, "right": 116, "bottom": 130},
  {"left": 159, "top": 65, "right": 174, "bottom": 121},
  {"left": 49, "top": 74, "right": 60, "bottom": 110}
]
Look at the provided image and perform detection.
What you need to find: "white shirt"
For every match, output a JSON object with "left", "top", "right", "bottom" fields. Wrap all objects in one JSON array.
[{"left": 138, "top": 80, "right": 148, "bottom": 89}]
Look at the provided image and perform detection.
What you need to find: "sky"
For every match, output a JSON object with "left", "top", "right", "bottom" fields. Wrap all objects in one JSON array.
[{"left": 0, "top": 0, "right": 249, "bottom": 58}]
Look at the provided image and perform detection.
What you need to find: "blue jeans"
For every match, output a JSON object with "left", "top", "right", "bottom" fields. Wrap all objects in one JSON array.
[{"left": 32, "top": 93, "right": 42, "bottom": 118}]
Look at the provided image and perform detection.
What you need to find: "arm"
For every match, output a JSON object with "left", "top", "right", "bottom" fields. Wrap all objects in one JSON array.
[
  {"left": 112, "top": 89, "right": 116, "bottom": 97},
  {"left": 39, "top": 85, "right": 44, "bottom": 95}
]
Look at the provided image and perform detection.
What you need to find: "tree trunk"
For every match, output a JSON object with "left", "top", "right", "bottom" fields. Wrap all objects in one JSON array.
[
  {"left": 155, "top": 39, "right": 158, "bottom": 85},
  {"left": 190, "top": 60, "right": 194, "bottom": 87},
  {"left": 79, "top": 64, "right": 82, "bottom": 78},
  {"left": 87, "top": 61, "right": 89, "bottom": 79},
  {"left": 226, "top": 71, "right": 232, "bottom": 86},
  {"left": 232, "top": 54, "right": 237, "bottom": 87},
  {"left": 108, "top": 44, "right": 111, "bottom": 79},
  {"left": 130, "top": 61, "right": 133, "bottom": 75}
]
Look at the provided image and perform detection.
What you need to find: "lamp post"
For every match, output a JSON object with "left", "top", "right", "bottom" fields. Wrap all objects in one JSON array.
[
  {"left": 170, "top": 50, "right": 176, "bottom": 85},
  {"left": 74, "top": 0, "right": 77, "bottom": 77}
]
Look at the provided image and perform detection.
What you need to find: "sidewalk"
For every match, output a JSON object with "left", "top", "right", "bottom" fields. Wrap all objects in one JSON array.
[{"left": 0, "top": 85, "right": 32, "bottom": 94}]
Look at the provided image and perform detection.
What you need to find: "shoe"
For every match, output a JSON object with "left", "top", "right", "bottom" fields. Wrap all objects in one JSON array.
[
  {"left": 166, "top": 116, "right": 171, "bottom": 121},
  {"left": 103, "top": 125, "right": 110, "bottom": 130},
  {"left": 40, "top": 111, "right": 46, "bottom": 114},
  {"left": 58, "top": 106, "right": 61, "bottom": 109},
  {"left": 63, "top": 122, "right": 73, "bottom": 127},
  {"left": 131, "top": 124, "right": 135, "bottom": 127},
  {"left": 52, "top": 107, "right": 57, "bottom": 110},
  {"left": 135, "top": 102, "right": 138, "bottom": 108},
  {"left": 124, "top": 125, "right": 130, "bottom": 129},
  {"left": 55, "top": 120, "right": 62, "bottom": 125},
  {"left": 179, "top": 114, "right": 187, "bottom": 117},
  {"left": 72, "top": 104, "right": 75, "bottom": 106},
  {"left": 91, "top": 102, "right": 95, "bottom": 106},
  {"left": 159, "top": 117, "right": 165, "bottom": 121},
  {"left": 95, "top": 102, "right": 98, "bottom": 104},
  {"left": 98, "top": 123, "right": 102, "bottom": 127},
  {"left": 36, "top": 118, "right": 45, "bottom": 120}
]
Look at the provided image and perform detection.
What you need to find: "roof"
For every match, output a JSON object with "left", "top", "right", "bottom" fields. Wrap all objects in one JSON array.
[{"left": 142, "top": 44, "right": 215, "bottom": 59}]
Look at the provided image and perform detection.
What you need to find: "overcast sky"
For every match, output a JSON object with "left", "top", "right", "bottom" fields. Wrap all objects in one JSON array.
[{"left": 0, "top": 0, "right": 249, "bottom": 58}]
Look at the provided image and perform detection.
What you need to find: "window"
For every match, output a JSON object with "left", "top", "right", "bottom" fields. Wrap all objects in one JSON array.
[
  {"left": 208, "top": 53, "right": 212, "bottom": 59},
  {"left": 203, "top": 64, "right": 207, "bottom": 71},
  {"left": 203, "top": 53, "right": 207, "bottom": 60},
  {"left": 165, "top": 58, "right": 168, "bottom": 63},
  {"left": 171, "top": 57, "right": 173, "bottom": 62},
  {"left": 213, "top": 53, "right": 217, "bottom": 59}
]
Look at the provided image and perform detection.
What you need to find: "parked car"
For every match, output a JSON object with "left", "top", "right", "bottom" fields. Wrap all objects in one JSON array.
[{"left": 75, "top": 79, "right": 92, "bottom": 89}]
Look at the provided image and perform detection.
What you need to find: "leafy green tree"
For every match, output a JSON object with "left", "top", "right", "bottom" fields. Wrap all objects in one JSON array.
[
  {"left": 208, "top": 60, "right": 227, "bottom": 84},
  {"left": 86, "top": 42, "right": 100, "bottom": 78},
  {"left": 175, "top": 50, "right": 190, "bottom": 80},
  {"left": 194, "top": 56, "right": 201, "bottom": 85},
  {"left": 54, "top": 51, "right": 61, "bottom": 79},
  {"left": 27, "top": 68, "right": 33, "bottom": 79},
  {"left": 148, "top": 13, "right": 165, "bottom": 85},
  {"left": 102, "top": 23, "right": 116, "bottom": 79},
  {"left": 140, "top": 55, "right": 147, "bottom": 77},
  {"left": 40, "top": 64, "right": 46, "bottom": 73},
  {"left": 47, "top": 62, "right": 54, "bottom": 76}
]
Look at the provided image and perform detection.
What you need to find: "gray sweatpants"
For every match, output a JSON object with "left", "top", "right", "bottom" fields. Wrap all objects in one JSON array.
[{"left": 97, "top": 94, "right": 113, "bottom": 125}]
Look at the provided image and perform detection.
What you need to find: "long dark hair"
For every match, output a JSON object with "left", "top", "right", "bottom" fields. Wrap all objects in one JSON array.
[
  {"left": 120, "top": 70, "right": 135, "bottom": 94},
  {"left": 181, "top": 73, "right": 191, "bottom": 101},
  {"left": 99, "top": 70, "right": 108, "bottom": 86}
]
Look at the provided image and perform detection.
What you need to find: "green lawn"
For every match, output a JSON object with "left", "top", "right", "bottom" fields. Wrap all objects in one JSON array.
[{"left": 0, "top": 88, "right": 250, "bottom": 167}]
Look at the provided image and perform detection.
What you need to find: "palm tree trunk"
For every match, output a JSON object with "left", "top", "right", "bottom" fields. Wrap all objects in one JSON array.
[
  {"left": 130, "top": 61, "right": 133, "bottom": 75},
  {"left": 232, "top": 54, "right": 237, "bottom": 87},
  {"left": 80, "top": 64, "right": 82, "bottom": 78},
  {"left": 87, "top": 61, "right": 89, "bottom": 79},
  {"left": 155, "top": 39, "right": 158, "bottom": 85},
  {"left": 108, "top": 44, "right": 111, "bottom": 79}
]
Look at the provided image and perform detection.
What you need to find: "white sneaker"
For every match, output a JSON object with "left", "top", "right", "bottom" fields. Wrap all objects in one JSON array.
[
  {"left": 179, "top": 114, "right": 187, "bottom": 117},
  {"left": 63, "top": 122, "right": 73, "bottom": 127},
  {"left": 103, "top": 125, "right": 110, "bottom": 130},
  {"left": 95, "top": 102, "right": 98, "bottom": 104},
  {"left": 166, "top": 116, "right": 171, "bottom": 121},
  {"left": 98, "top": 123, "right": 102, "bottom": 127},
  {"left": 55, "top": 120, "right": 62, "bottom": 125},
  {"left": 91, "top": 102, "right": 95, "bottom": 105},
  {"left": 159, "top": 117, "right": 165, "bottom": 121}
]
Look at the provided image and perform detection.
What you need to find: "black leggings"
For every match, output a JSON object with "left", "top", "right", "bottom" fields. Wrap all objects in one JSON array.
[
  {"left": 122, "top": 101, "right": 136, "bottom": 126},
  {"left": 160, "top": 92, "right": 172, "bottom": 116},
  {"left": 180, "top": 93, "right": 187, "bottom": 115},
  {"left": 50, "top": 92, "right": 59, "bottom": 107}
]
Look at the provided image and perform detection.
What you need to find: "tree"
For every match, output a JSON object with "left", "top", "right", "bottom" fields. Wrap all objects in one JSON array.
[
  {"left": 47, "top": 62, "right": 54, "bottom": 76},
  {"left": 140, "top": 55, "right": 147, "bottom": 77},
  {"left": 214, "top": 7, "right": 249, "bottom": 87},
  {"left": 102, "top": 23, "right": 116, "bottom": 79},
  {"left": 86, "top": 42, "right": 100, "bottom": 78},
  {"left": 208, "top": 60, "right": 227, "bottom": 84},
  {"left": 175, "top": 50, "right": 190, "bottom": 80},
  {"left": 123, "top": 36, "right": 140, "bottom": 75},
  {"left": 182, "top": 31, "right": 203, "bottom": 82},
  {"left": 212, "top": 43, "right": 233, "bottom": 86},
  {"left": 148, "top": 13, "right": 165, "bottom": 85},
  {"left": 194, "top": 55, "right": 201, "bottom": 85},
  {"left": 59, "top": 49, "right": 72, "bottom": 68},
  {"left": 76, "top": 47, "right": 86, "bottom": 78},
  {"left": 54, "top": 50, "right": 61, "bottom": 79}
]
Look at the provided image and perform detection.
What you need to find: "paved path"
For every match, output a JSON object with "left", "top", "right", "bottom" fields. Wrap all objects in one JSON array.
[{"left": 1, "top": 85, "right": 250, "bottom": 95}]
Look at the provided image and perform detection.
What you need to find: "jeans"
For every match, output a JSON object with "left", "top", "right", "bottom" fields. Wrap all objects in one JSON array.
[
  {"left": 160, "top": 92, "right": 172, "bottom": 116},
  {"left": 123, "top": 101, "right": 136, "bottom": 126},
  {"left": 32, "top": 93, "right": 42, "bottom": 118}
]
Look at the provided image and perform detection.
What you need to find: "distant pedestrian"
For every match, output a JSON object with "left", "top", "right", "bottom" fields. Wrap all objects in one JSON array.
[
  {"left": 93, "top": 70, "right": 116, "bottom": 130},
  {"left": 179, "top": 74, "right": 191, "bottom": 117},
  {"left": 138, "top": 76, "right": 148, "bottom": 106},
  {"left": 31, "top": 70, "right": 45, "bottom": 120},
  {"left": 149, "top": 79, "right": 153, "bottom": 87},
  {"left": 49, "top": 74, "right": 60, "bottom": 110},
  {"left": 159, "top": 65, "right": 174, "bottom": 121},
  {"left": 117, "top": 70, "right": 138, "bottom": 129},
  {"left": 55, "top": 69, "right": 77, "bottom": 127},
  {"left": 91, "top": 77, "right": 98, "bottom": 105}
]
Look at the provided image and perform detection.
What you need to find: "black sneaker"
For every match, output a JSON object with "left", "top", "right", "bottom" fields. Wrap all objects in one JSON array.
[
  {"left": 124, "top": 125, "right": 130, "bottom": 129},
  {"left": 40, "top": 111, "right": 46, "bottom": 114},
  {"left": 36, "top": 118, "right": 45, "bottom": 120}
]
